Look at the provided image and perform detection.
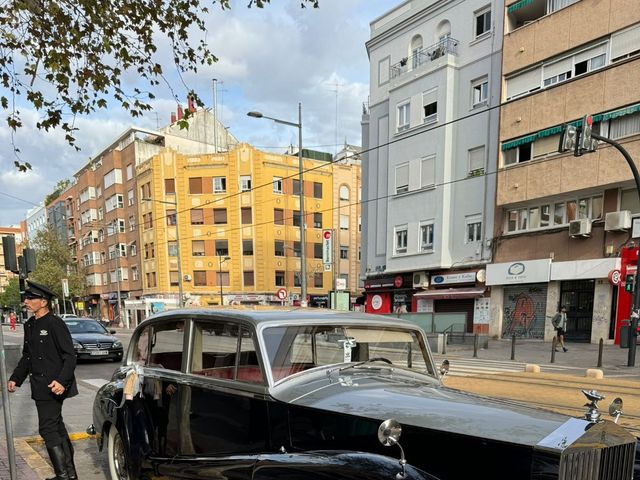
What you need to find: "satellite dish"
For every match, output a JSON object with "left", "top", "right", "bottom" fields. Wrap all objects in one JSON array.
[{"left": 476, "top": 269, "right": 486, "bottom": 283}]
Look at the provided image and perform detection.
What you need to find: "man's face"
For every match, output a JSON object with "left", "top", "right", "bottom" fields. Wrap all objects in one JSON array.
[{"left": 24, "top": 296, "right": 47, "bottom": 313}]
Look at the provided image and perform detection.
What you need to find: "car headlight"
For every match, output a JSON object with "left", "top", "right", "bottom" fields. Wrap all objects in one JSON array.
[
  {"left": 73, "top": 341, "right": 82, "bottom": 350},
  {"left": 112, "top": 340, "right": 122, "bottom": 349}
]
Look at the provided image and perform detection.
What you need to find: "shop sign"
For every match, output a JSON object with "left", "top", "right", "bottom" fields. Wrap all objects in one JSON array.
[
  {"left": 431, "top": 272, "right": 476, "bottom": 285},
  {"left": 336, "top": 278, "right": 347, "bottom": 290},
  {"left": 364, "top": 277, "right": 396, "bottom": 289},
  {"left": 394, "top": 275, "right": 403, "bottom": 288},
  {"left": 416, "top": 298, "right": 433, "bottom": 313},
  {"left": 228, "top": 294, "right": 266, "bottom": 302},
  {"left": 371, "top": 294, "right": 383, "bottom": 310},
  {"left": 100, "top": 293, "right": 110, "bottom": 300},
  {"left": 608, "top": 270, "right": 622, "bottom": 286},
  {"left": 486, "top": 259, "right": 551, "bottom": 285}
]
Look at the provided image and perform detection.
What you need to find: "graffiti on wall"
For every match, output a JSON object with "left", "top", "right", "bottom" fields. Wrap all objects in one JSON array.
[{"left": 502, "top": 285, "right": 548, "bottom": 339}]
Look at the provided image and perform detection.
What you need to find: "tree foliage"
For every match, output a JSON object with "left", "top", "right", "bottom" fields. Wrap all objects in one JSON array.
[
  {"left": 0, "top": 277, "right": 21, "bottom": 310},
  {"left": 44, "top": 178, "right": 71, "bottom": 205},
  {"left": 1, "top": 0, "right": 319, "bottom": 170},
  {"left": 28, "top": 225, "right": 85, "bottom": 301}
]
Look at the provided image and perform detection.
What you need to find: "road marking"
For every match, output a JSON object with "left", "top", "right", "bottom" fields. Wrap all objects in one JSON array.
[
  {"left": 82, "top": 378, "right": 109, "bottom": 389},
  {"left": 433, "top": 355, "right": 579, "bottom": 377}
]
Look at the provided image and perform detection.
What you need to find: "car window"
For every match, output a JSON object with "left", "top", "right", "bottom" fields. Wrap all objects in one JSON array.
[
  {"left": 65, "top": 320, "right": 107, "bottom": 334},
  {"left": 143, "top": 320, "right": 186, "bottom": 371},
  {"left": 263, "top": 325, "right": 434, "bottom": 382},
  {"left": 191, "top": 320, "right": 263, "bottom": 384}
]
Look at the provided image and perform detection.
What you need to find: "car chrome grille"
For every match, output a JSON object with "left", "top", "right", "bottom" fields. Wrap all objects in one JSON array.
[
  {"left": 559, "top": 443, "right": 635, "bottom": 480},
  {"left": 83, "top": 342, "right": 113, "bottom": 350}
]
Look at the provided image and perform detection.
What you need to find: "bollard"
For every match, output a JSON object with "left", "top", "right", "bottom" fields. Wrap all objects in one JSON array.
[
  {"left": 511, "top": 333, "right": 516, "bottom": 361},
  {"left": 597, "top": 338, "right": 603, "bottom": 368},
  {"left": 442, "top": 333, "right": 447, "bottom": 355},
  {"left": 473, "top": 333, "right": 479, "bottom": 358},
  {"left": 551, "top": 336, "right": 556, "bottom": 364}
]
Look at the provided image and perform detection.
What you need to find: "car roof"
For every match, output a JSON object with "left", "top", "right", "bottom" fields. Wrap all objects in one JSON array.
[
  {"left": 63, "top": 317, "right": 100, "bottom": 322},
  {"left": 145, "top": 308, "right": 419, "bottom": 329}
]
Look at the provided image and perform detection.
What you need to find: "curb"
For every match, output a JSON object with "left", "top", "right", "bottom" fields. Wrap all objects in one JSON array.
[{"left": 15, "top": 433, "right": 94, "bottom": 480}]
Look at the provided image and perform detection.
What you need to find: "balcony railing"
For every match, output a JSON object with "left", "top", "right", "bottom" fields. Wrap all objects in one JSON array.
[{"left": 390, "top": 37, "right": 459, "bottom": 79}]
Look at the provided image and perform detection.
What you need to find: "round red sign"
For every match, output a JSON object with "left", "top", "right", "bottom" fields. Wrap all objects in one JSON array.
[
  {"left": 608, "top": 269, "right": 622, "bottom": 286},
  {"left": 394, "top": 275, "right": 403, "bottom": 288},
  {"left": 323, "top": 230, "right": 331, "bottom": 240},
  {"left": 276, "top": 288, "right": 288, "bottom": 300}
]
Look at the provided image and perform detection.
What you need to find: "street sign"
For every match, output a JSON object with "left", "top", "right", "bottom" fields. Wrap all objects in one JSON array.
[
  {"left": 276, "top": 288, "right": 288, "bottom": 300},
  {"left": 324, "top": 264, "right": 332, "bottom": 271},
  {"left": 322, "top": 229, "right": 333, "bottom": 265},
  {"left": 61, "top": 278, "right": 69, "bottom": 297},
  {"left": 336, "top": 278, "right": 347, "bottom": 290}
]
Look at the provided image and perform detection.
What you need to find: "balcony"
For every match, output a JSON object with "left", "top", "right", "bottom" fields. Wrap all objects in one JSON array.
[{"left": 390, "top": 37, "right": 458, "bottom": 80}]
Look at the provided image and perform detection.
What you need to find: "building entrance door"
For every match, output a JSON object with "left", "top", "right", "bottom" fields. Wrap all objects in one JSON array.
[{"left": 560, "top": 279, "right": 595, "bottom": 343}]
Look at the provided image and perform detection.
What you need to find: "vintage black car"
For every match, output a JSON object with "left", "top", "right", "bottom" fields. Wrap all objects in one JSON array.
[
  {"left": 90, "top": 309, "right": 637, "bottom": 480},
  {"left": 64, "top": 318, "right": 124, "bottom": 361}
]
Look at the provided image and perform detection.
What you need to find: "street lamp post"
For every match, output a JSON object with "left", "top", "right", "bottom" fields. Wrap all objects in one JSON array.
[
  {"left": 142, "top": 197, "right": 184, "bottom": 308},
  {"left": 218, "top": 255, "right": 230, "bottom": 306},
  {"left": 248, "top": 103, "right": 307, "bottom": 307}
]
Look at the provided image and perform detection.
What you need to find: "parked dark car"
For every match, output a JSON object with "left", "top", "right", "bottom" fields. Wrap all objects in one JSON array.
[
  {"left": 64, "top": 318, "right": 123, "bottom": 361},
  {"left": 90, "top": 310, "right": 637, "bottom": 480}
]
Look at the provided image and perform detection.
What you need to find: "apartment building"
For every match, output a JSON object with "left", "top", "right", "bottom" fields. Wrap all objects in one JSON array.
[
  {"left": 361, "top": 0, "right": 503, "bottom": 332},
  {"left": 0, "top": 225, "right": 25, "bottom": 295},
  {"left": 487, "top": 0, "right": 640, "bottom": 344},
  {"left": 25, "top": 203, "right": 47, "bottom": 244},
  {"left": 60, "top": 107, "right": 238, "bottom": 326},
  {"left": 135, "top": 143, "right": 361, "bottom": 307}
]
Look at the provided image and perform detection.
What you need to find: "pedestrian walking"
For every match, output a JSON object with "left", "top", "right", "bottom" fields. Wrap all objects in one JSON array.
[
  {"left": 9, "top": 310, "right": 16, "bottom": 331},
  {"left": 552, "top": 305, "right": 569, "bottom": 352},
  {"left": 6, "top": 281, "right": 78, "bottom": 480}
]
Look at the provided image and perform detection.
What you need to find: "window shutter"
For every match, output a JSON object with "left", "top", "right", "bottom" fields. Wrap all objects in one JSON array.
[
  {"left": 396, "top": 164, "right": 409, "bottom": 191},
  {"left": 543, "top": 57, "right": 573, "bottom": 79},
  {"left": 611, "top": 24, "right": 640, "bottom": 60},
  {"left": 468, "top": 148, "right": 484, "bottom": 171},
  {"left": 574, "top": 43, "right": 607, "bottom": 64},
  {"left": 506, "top": 67, "right": 541, "bottom": 99},
  {"left": 422, "top": 88, "right": 437, "bottom": 107},
  {"left": 421, "top": 156, "right": 435, "bottom": 186}
]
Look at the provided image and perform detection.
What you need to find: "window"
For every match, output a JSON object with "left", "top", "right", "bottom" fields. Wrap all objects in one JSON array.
[
  {"left": 314, "top": 243, "right": 323, "bottom": 259},
  {"left": 293, "top": 179, "right": 301, "bottom": 195},
  {"left": 609, "top": 112, "right": 640, "bottom": 140},
  {"left": 274, "top": 241, "right": 285, "bottom": 257},
  {"left": 468, "top": 147, "right": 485, "bottom": 174},
  {"left": 128, "top": 215, "right": 136, "bottom": 231},
  {"left": 274, "top": 209, "right": 284, "bottom": 225},
  {"left": 395, "top": 226, "right": 408, "bottom": 254},
  {"left": 165, "top": 178, "right": 175, "bottom": 194},
  {"left": 132, "top": 266, "right": 139, "bottom": 281},
  {"left": 313, "top": 212, "right": 322, "bottom": 229},
  {"left": 126, "top": 164, "right": 133, "bottom": 180},
  {"left": 421, "top": 156, "right": 435, "bottom": 188},
  {"left": 216, "top": 240, "right": 229, "bottom": 256},
  {"left": 103, "top": 169, "right": 122, "bottom": 189},
  {"left": 166, "top": 209, "right": 177, "bottom": 226},
  {"left": 240, "top": 176, "right": 251, "bottom": 192},
  {"left": 273, "top": 177, "right": 283, "bottom": 194},
  {"left": 127, "top": 189, "right": 134, "bottom": 206},
  {"left": 144, "top": 242, "right": 155, "bottom": 259},
  {"left": 339, "top": 185, "right": 349, "bottom": 201},
  {"left": 189, "top": 177, "right": 203, "bottom": 194},
  {"left": 294, "top": 272, "right": 301, "bottom": 287},
  {"left": 503, "top": 143, "right": 532, "bottom": 166},
  {"left": 340, "top": 246, "right": 348, "bottom": 259},
  {"left": 466, "top": 217, "right": 482, "bottom": 243},
  {"left": 505, "top": 196, "right": 603, "bottom": 233},
  {"left": 217, "top": 272, "right": 230, "bottom": 286},
  {"left": 314, "top": 272, "right": 323, "bottom": 288},
  {"left": 194, "top": 270, "right": 207, "bottom": 286},
  {"left": 475, "top": 7, "right": 491, "bottom": 38},
  {"left": 340, "top": 215, "right": 349, "bottom": 231},
  {"left": 214, "top": 208, "right": 227, "bottom": 224},
  {"left": 293, "top": 241, "right": 301, "bottom": 258},
  {"left": 130, "top": 243, "right": 137, "bottom": 257},
  {"left": 213, "top": 177, "right": 227, "bottom": 193},
  {"left": 140, "top": 182, "right": 151, "bottom": 201},
  {"left": 192, "top": 240, "right": 205, "bottom": 257},
  {"left": 293, "top": 210, "right": 301, "bottom": 228},
  {"left": 423, "top": 102, "right": 437, "bottom": 122},
  {"left": 244, "top": 271, "right": 255, "bottom": 286},
  {"left": 243, "top": 239, "right": 253, "bottom": 256},
  {"left": 397, "top": 102, "right": 410, "bottom": 132},
  {"left": 420, "top": 223, "right": 434, "bottom": 252},
  {"left": 275, "top": 271, "right": 285, "bottom": 287},
  {"left": 241, "top": 207, "right": 252, "bottom": 225},
  {"left": 472, "top": 78, "right": 488, "bottom": 106},
  {"left": 396, "top": 163, "right": 409, "bottom": 194},
  {"left": 145, "top": 272, "right": 157, "bottom": 288},
  {"left": 611, "top": 24, "right": 640, "bottom": 62},
  {"left": 143, "top": 213, "right": 153, "bottom": 230},
  {"left": 168, "top": 241, "right": 178, "bottom": 257},
  {"left": 574, "top": 45, "right": 607, "bottom": 76},
  {"left": 191, "top": 209, "right": 204, "bottom": 225},
  {"left": 313, "top": 182, "right": 322, "bottom": 199},
  {"left": 169, "top": 271, "right": 179, "bottom": 286}
]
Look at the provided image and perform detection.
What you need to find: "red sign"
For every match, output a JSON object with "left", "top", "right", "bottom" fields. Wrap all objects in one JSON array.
[
  {"left": 323, "top": 230, "right": 332, "bottom": 240},
  {"left": 276, "top": 288, "right": 288, "bottom": 300},
  {"left": 609, "top": 269, "right": 622, "bottom": 286},
  {"left": 394, "top": 275, "right": 403, "bottom": 288}
]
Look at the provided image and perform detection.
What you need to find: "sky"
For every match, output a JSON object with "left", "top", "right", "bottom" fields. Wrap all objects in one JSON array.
[{"left": 0, "top": 0, "right": 395, "bottom": 226}]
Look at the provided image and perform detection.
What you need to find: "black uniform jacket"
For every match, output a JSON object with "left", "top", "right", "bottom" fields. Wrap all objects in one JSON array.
[{"left": 10, "top": 311, "right": 78, "bottom": 401}]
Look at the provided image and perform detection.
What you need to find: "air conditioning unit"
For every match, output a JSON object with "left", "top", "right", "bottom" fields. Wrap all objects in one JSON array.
[
  {"left": 183, "top": 274, "right": 192, "bottom": 282},
  {"left": 412, "top": 272, "right": 429, "bottom": 289},
  {"left": 569, "top": 219, "right": 592, "bottom": 237},
  {"left": 604, "top": 210, "right": 632, "bottom": 231}
]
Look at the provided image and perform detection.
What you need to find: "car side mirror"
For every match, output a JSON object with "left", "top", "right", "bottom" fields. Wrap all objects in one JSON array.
[
  {"left": 378, "top": 419, "right": 407, "bottom": 479},
  {"left": 110, "top": 330, "right": 116, "bottom": 334},
  {"left": 439, "top": 359, "right": 450, "bottom": 376},
  {"left": 608, "top": 397, "right": 623, "bottom": 423}
]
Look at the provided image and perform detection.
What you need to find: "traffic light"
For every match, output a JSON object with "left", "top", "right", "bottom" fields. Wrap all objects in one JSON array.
[
  {"left": 558, "top": 124, "right": 577, "bottom": 153},
  {"left": 625, "top": 274, "right": 635, "bottom": 293},
  {"left": 579, "top": 114, "right": 598, "bottom": 152}
]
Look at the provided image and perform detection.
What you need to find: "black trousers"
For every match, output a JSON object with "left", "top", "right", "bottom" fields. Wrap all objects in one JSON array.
[{"left": 35, "top": 399, "right": 69, "bottom": 448}]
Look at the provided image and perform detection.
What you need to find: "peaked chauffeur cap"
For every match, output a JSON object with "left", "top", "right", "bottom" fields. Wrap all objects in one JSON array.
[{"left": 23, "top": 280, "right": 56, "bottom": 300}]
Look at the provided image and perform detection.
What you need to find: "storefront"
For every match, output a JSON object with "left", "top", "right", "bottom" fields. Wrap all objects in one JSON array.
[{"left": 364, "top": 274, "right": 414, "bottom": 314}]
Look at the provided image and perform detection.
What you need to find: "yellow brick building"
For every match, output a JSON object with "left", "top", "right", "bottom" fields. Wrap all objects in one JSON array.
[{"left": 136, "top": 143, "right": 355, "bottom": 306}]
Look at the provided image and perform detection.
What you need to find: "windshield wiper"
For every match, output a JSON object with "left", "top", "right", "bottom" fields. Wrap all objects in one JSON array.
[{"left": 327, "top": 357, "right": 395, "bottom": 376}]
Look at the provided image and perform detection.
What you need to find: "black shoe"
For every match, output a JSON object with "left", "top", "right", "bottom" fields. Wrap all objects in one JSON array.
[
  {"left": 62, "top": 437, "right": 78, "bottom": 480},
  {"left": 563, "top": 347, "right": 568, "bottom": 352},
  {"left": 46, "top": 444, "right": 70, "bottom": 480}
]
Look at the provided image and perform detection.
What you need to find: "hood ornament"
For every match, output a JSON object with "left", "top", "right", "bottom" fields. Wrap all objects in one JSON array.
[{"left": 582, "top": 389, "right": 604, "bottom": 423}]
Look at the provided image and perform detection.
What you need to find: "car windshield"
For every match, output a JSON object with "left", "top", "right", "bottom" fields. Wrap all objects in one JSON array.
[
  {"left": 262, "top": 324, "right": 435, "bottom": 383},
  {"left": 65, "top": 320, "right": 108, "bottom": 334}
]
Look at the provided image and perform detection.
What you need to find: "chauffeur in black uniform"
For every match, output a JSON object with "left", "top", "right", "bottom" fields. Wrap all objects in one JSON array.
[{"left": 7, "top": 281, "right": 78, "bottom": 480}]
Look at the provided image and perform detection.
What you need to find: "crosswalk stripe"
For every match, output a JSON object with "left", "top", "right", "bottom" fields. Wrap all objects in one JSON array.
[{"left": 432, "top": 355, "right": 579, "bottom": 377}]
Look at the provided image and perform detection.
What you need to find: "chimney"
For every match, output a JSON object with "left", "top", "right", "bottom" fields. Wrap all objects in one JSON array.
[
  {"left": 177, "top": 105, "right": 183, "bottom": 120},
  {"left": 187, "top": 96, "right": 196, "bottom": 113},
  {"left": 171, "top": 112, "right": 176, "bottom": 124}
]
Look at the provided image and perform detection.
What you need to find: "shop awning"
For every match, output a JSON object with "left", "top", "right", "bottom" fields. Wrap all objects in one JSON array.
[{"left": 413, "top": 288, "right": 486, "bottom": 300}]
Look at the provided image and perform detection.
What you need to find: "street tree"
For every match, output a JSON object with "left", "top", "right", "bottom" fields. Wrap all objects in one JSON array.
[
  {"left": 29, "top": 226, "right": 85, "bottom": 307},
  {"left": 0, "top": 277, "right": 21, "bottom": 311},
  {"left": 1, "top": 0, "right": 319, "bottom": 171}
]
